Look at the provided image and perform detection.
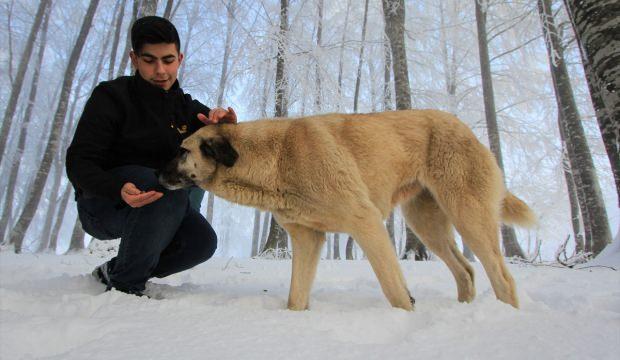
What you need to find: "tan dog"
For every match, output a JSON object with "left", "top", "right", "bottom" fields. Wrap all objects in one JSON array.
[{"left": 159, "top": 110, "right": 536, "bottom": 311}]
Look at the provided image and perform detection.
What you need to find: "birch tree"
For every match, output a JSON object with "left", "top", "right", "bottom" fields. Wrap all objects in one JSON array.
[
  {"left": 0, "top": 0, "right": 50, "bottom": 164},
  {"left": 336, "top": 0, "right": 351, "bottom": 112},
  {"left": 116, "top": 0, "right": 140, "bottom": 77},
  {"left": 333, "top": 233, "right": 341, "bottom": 260},
  {"left": 263, "top": 0, "right": 290, "bottom": 256},
  {"left": 43, "top": 0, "right": 121, "bottom": 252},
  {"left": 475, "top": 0, "right": 525, "bottom": 259},
  {"left": 206, "top": 0, "right": 237, "bottom": 223},
  {"left": 140, "top": 0, "right": 158, "bottom": 18},
  {"left": 538, "top": 0, "right": 612, "bottom": 256},
  {"left": 107, "top": 0, "right": 126, "bottom": 80},
  {"left": 382, "top": 0, "right": 427, "bottom": 260},
  {"left": 163, "top": 0, "right": 174, "bottom": 19},
  {"left": 314, "top": 0, "right": 324, "bottom": 113},
  {"left": 563, "top": 0, "right": 620, "bottom": 204},
  {"left": 559, "top": 119, "right": 585, "bottom": 254},
  {"left": 8, "top": 0, "right": 100, "bottom": 253},
  {"left": 0, "top": 2, "right": 52, "bottom": 243},
  {"left": 353, "top": 0, "right": 370, "bottom": 112}
]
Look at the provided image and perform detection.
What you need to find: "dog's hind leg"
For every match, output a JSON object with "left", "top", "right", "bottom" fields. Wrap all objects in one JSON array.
[
  {"left": 282, "top": 223, "right": 325, "bottom": 310},
  {"left": 348, "top": 208, "right": 414, "bottom": 311},
  {"left": 401, "top": 190, "right": 475, "bottom": 303},
  {"left": 434, "top": 193, "right": 519, "bottom": 308}
]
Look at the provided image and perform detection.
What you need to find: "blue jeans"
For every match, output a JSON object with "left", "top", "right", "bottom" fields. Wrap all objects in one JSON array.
[{"left": 77, "top": 165, "right": 217, "bottom": 293}]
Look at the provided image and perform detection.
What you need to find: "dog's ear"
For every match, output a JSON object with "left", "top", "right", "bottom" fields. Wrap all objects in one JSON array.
[{"left": 200, "top": 136, "right": 238, "bottom": 167}]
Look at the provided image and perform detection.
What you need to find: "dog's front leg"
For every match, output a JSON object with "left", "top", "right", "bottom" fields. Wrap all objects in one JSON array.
[{"left": 282, "top": 223, "right": 325, "bottom": 310}]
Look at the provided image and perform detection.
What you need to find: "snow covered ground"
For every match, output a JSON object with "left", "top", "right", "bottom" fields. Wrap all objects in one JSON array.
[{"left": 1, "top": 248, "right": 618, "bottom": 360}]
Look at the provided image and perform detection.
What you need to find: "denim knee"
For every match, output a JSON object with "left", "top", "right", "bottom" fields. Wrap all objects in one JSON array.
[{"left": 197, "top": 226, "right": 217, "bottom": 261}]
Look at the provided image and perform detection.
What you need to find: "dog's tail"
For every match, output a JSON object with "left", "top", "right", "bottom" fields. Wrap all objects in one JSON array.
[{"left": 501, "top": 192, "right": 537, "bottom": 228}]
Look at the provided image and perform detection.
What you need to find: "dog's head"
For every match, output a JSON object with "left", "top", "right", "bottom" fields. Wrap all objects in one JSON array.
[{"left": 158, "top": 127, "right": 238, "bottom": 190}]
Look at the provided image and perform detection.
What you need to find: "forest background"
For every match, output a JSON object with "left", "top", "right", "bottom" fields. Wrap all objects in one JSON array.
[{"left": 0, "top": 0, "right": 617, "bottom": 263}]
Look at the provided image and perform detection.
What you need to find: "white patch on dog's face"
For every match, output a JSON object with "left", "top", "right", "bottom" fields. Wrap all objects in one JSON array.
[
  {"left": 179, "top": 135, "right": 218, "bottom": 186},
  {"left": 159, "top": 126, "right": 236, "bottom": 190}
]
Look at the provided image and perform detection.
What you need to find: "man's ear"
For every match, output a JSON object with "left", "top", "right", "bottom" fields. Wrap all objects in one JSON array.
[
  {"left": 200, "top": 136, "right": 238, "bottom": 167},
  {"left": 129, "top": 50, "right": 139, "bottom": 69}
]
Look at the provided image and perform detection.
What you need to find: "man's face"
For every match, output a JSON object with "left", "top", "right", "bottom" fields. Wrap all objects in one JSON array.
[{"left": 130, "top": 42, "right": 183, "bottom": 90}]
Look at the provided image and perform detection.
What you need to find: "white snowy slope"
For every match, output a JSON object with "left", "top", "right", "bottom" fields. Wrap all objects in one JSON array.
[{"left": 0, "top": 251, "right": 618, "bottom": 360}]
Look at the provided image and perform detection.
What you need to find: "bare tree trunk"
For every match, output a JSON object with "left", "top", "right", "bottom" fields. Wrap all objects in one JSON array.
[
  {"left": 383, "top": 0, "right": 427, "bottom": 259},
  {"left": 336, "top": 0, "right": 351, "bottom": 112},
  {"left": 383, "top": 33, "right": 392, "bottom": 111},
  {"left": 216, "top": 0, "right": 236, "bottom": 107},
  {"left": 382, "top": 0, "right": 411, "bottom": 110},
  {"left": 475, "top": 0, "right": 524, "bottom": 259},
  {"left": 561, "top": 138, "right": 585, "bottom": 254},
  {"left": 46, "top": 184, "right": 72, "bottom": 253},
  {"left": 170, "top": 0, "right": 182, "bottom": 19},
  {"left": 117, "top": 0, "right": 140, "bottom": 77},
  {"left": 345, "top": 235, "right": 354, "bottom": 260},
  {"left": 40, "top": 73, "right": 87, "bottom": 251},
  {"left": 264, "top": 0, "right": 290, "bottom": 254},
  {"left": 107, "top": 0, "right": 126, "bottom": 80},
  {"left": 30, "top": 0, "right": 110, "bottom": 250},
  {"left": 326, "top": 234, "right": 332, "bottom": 259},
  {"left": 353, "top": 0, "right": 370, "bottom": 112},
  {"left": 163, "top": 0, "right": 174, "bottom": 19},
  {"left": 333, "top": 232, "right": 340, "bottom": 260},
  {"left": 538, "top": 0, "right": 611, "bottom": 256},
  {"left": 314, "top": 0, "right": 324, "bottom": 113},
  {"left": 401, "top": 227, "right": 429, "bottom": 260},
  {"left": 177, "top": 0, "right": 198, "bottom": 84},
  {"left": 274, "top": 0, "right": 289, "bottom": 118},
  {"left": 0, "top": 0, "right": 50, "bottom": 164},
  {"left": 259, "top": 211, "right": 270, "bottom": 253},
  {"left": 382, "top": 7, "right": 395, "bottom": 250},
  {"left": 205, "top": 0, "right": 237, "bottom": 223},
  {"left": 386, "top": 211, "right": 395, "bottom": 249},
  {"left": 263, "top": 216, "right": 288, "bottom": 255},
  {"left": 0, "top": 3, "right": 51, "bottom": 244},
  {"left": 9, "top": 0, "right": 100, "bottom": 253},
  {"left": 139, "top": 0, "right": 158, "bottom": 17},
  {"left": 251, "top": 209, "right": 261, "bottom": 257},
  {"left": 563, "top": 0, "right": 620, "bottom": 204},
  {"left": 68, "top": 217, "right": 85, "bottom": 252},
  {"left": 5, "top": 0, "right": 16, "bottom": 85}
]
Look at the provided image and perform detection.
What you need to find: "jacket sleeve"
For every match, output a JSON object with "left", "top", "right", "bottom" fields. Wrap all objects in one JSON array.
[
  {"left": 65, "top": 86, "right": 126, "bottom": 202},
  {"left": 187, "top": 96, "right": 211, "bottom": 133}
]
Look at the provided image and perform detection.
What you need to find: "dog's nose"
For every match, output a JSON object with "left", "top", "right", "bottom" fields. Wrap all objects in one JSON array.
[{"left": 154, "top": 170, "right": 160, "bottom": 177}]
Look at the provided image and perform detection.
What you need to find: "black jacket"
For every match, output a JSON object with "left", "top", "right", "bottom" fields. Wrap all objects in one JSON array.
[{"left": 66, "top": 73, "right": 210, "bottom": 202}]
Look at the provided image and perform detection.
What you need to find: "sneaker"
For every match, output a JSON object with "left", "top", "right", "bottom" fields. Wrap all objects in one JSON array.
[
  {"left": 92, "top": 263, "right": 150, "bottom": 297},
  {"left": 91, "top": 262, "right": 111, "bottom": 289}
]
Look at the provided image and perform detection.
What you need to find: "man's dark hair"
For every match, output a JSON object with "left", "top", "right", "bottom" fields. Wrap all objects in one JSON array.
[{"left": 131, "top": 16, "right": 181, "bottom": 54}]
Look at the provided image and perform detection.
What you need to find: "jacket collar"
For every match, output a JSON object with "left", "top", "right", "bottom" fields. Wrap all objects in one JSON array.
[{"left": 133, "top": 71, "right": 182, "bottom": 100}]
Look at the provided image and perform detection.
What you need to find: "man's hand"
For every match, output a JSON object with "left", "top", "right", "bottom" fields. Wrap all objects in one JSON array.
[
  {"left": 198, "top": 107, "right": 237, "bottom": 125},
  {"left": 121, "top": 182, "right": 163, "bottom": 208}
]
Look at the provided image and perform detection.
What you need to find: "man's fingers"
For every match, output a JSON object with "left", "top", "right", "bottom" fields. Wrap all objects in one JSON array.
[
  {"left": 209, "top": 109, "right": 216, "bottom": 122},
  {"left": 122, "top": 182, "right": 142, "bottom": 195},
  {"left": 198, "top": 112, "right": 216, "bottom": 125},
  {"left": 126, "top": 191, "right": 163, "bottom": 208},
  {"left": 198, "top": 108, "right": 236, "bottom": 125},
  {"left": 133, "top": 192, "right": 163, "bottom": 207},
  {"left": 226, "top": 107, "right": 238, "bottom": 123}
]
